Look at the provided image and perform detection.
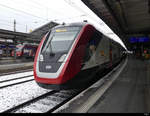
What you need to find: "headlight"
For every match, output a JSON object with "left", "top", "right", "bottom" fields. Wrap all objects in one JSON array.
[
  {"left": 39, "top": 54, "right": 44, "bottom": 61},
  {"left": 58, "top": 54, "right": 67, "bottom": 62}
]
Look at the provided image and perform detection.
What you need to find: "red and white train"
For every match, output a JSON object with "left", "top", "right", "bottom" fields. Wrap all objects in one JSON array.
[
  {"left": 11, "top": 43, "right": 38, "bottom": 58},
  {"left": 34, "top": 22, "right": 126, "bottom": 90}
]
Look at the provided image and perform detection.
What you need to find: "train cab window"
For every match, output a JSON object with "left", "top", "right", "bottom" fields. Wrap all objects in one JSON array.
[
  {"left": 82, "top": 31, "right": 102, "bottom": 64},
  {"left": 41, "top": 31, "right": 51, "bottom": 52},
  {"left": 41, "top": 26, "right": 81, "bottom": 54}
]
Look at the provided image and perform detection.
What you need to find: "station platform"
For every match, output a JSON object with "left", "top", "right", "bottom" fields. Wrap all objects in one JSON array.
[
  {"left": 56, "top": 56, "right": 150, "bottom": 113},
  {"left": 0, "top": 57, "right": 33, "bottom": 64},
  {"left": 88, "top": 56, "right": 150, "bottom": 113},
  {"left": 0, "top": 57, "right": 33, "bottom": 73}
]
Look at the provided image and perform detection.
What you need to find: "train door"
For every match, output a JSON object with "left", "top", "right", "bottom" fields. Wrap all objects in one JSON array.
[
  {"left": 82, "top": 31, "right": 104, "bottom": 70},
  {"left": 94, "top": 35, "right": 110, "bottom": 66}
]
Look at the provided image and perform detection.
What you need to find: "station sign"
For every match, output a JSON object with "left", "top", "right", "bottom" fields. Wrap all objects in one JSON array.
[{"left": 129, "top": 37, "right": 150, "bottom": 43}]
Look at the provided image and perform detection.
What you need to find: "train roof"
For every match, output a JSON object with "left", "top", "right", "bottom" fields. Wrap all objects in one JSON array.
[{"left": 53, "top": 22, "right": 90, "bottom": 29}]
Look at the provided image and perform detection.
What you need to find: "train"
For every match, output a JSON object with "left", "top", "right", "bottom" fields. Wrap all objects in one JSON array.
[
  {"left": 34, "top": 22, "right": 126, "bottom": 90},
  {"left": 11, "top": 43, "right": 38, "bottom": 58},
  {"left": 0, "top": 44, "right": 15, "bottom": 57}
]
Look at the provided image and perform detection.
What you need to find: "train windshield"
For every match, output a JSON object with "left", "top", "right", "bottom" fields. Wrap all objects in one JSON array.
[{"left": 42, "top": 26, "right": 81, "bottom": 53}]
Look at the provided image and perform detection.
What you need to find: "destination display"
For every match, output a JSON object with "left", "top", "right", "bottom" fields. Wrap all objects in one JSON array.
[{"left": 129, "top": 37, "right": 150, "bottom": 43}]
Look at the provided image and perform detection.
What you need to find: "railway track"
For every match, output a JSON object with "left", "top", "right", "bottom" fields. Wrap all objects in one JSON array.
[
  {"left": 3, "top": 90, "right": 58, "bottom": 113},
  {"left": 0, "top": 71, "right": 34, "bottom": 89},
  {"left": 0, "top": 76, "right": 34, "bottom": 89},
  {"left": 0, "top": 75, "right": 33, "bottom": 83},
  {"left": 2, "top": 88, "right": 80, "bottom": 113},
  {"left": 0, "top": 69, "right": 33, "bottom": 76}
]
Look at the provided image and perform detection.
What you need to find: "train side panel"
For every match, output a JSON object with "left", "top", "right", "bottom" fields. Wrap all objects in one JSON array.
[
  {"left": 59, "top": 31, "right": 112, "bottom": 89},
  {"left": 82, "top": 32, "right": 110, "bottom": 70},
  {"left": 111, "top": 40, "right": 123, "bottom": 65}
]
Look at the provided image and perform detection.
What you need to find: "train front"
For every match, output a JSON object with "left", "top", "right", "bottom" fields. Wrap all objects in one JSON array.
[{"left": 34, "top": 25, "right": 83, "bottom": 90}]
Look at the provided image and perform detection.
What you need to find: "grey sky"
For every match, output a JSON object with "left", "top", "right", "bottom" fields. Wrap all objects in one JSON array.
[
  {"left": 0, "top": 0, "right": 84, "bottom": 32},
  {"left": 0, "top": 0, "right": 127, "bottom": 49}
]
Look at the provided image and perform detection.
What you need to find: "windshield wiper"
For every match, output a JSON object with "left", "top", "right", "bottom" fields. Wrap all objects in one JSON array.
[
  {"left": 42, "top": 35, "right": 55, "bottom": 56},
  {"left": 49, "top": 40, "right": 55, "bottom": 57},
  {"left": 48, "top": 36, "right": 55, "bottom": 57}
]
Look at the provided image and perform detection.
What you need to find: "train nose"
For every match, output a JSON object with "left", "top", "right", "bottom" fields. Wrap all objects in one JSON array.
[{"left": 38, "top": 53, "right": 67, "bottom": 73}]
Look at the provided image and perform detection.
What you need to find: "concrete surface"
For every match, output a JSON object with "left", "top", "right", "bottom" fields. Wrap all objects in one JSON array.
[
  {"left": 88, "top": 56, "right": 150, "bottom": 113},
  {"left": 0, "top": 57, "right": 33, "bottom": 65},
  {"left": 0, "top": 57, "right": 33, "bottom": 73}
]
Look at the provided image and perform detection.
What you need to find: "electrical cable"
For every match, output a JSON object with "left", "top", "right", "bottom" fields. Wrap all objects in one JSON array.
[{"left": 0, "top": 3, "right": 48, "bottom": 21}]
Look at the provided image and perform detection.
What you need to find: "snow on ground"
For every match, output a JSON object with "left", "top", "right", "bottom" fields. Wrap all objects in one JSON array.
[
  {"left": 0, "top": 71, "right": 33, "bottom": 82},
  {"left": 0, "top": 80, "right": 51, "bottom": 112},
  {"left": 0, "top": 76, "right": 34, "bottom": 87}
]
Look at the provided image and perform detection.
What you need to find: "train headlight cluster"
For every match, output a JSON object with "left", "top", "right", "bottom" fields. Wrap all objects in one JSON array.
[
  {"left": 58, "top": 54, "right": 67, "bottom": 62},
  {"left": 39, "top": 54, "right": 44, "bottom": 61}
]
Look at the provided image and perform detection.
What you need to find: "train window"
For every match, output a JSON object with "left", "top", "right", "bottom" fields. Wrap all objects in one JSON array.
[
  {"left": 42, "top": 26, "right": 81, "bottom": 54},
  {"left": 41, "top": 31, "right": 51, "bottom": 52},
  {"left": 16, "top": 45, "right": 23, "bottom": 52},
  {"left": 82, "top": 31, "right": 102, "bottom": 64}
]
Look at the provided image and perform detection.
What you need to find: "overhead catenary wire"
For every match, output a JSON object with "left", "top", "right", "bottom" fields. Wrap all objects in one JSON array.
[
  {"left": 0, "top": 1, "right": 86, "bottom": 24},
  {"left": 0, "top": 3, "right": 54, "bottom": 32},
  {"left": 0, "top": 14, "right": 46, "bottom": 26},
  {"left": 0, "top": 19, "right": 29, "bottom": 27},
  {"left": 0, "top": 22, "right": 13, "bottom": 27},
  {"left": 29, "top": 0, "right": 67, "bottom": 17},
  {"left": 0, "top": 2, "right": 75, "bottom": 26},
  {"left": 0, "top": 1, "right": 85, "bottom": 33},
  {"left": 0, "top": 3, "right": 48, "bottom": 21},
  {"left": 0, "top": 0, "right": 99, "bottom": 33},
  {"left": 28, "top": 0, "right": 86, "bottom": 22},
  {"left": 0, "top": 0, "right": 102, "bottom": 33},
  {"left": 0, "top": 19, "right": 38, "bottom": 33}
]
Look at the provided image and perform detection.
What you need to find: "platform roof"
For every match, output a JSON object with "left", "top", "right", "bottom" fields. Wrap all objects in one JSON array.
[
  {"left": 0, "top": 21, "right": 58, "bottom": 44},
  {"left": 30, "top": 21, "right": 58, "bottom": 40},
  {"left": 82, "top": 0, "right": 150, "bottom": 50}
]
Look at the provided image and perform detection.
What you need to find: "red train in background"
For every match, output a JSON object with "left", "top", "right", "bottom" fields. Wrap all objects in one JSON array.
[
  {"left": 11, "top": 43, "right": 38, "bottom": 58},
  {"left": 0, "top": 44, "right": 15, "bottom": 57},
  {"left": 34, "top": 22, "right": 126, "bottom": 90}
]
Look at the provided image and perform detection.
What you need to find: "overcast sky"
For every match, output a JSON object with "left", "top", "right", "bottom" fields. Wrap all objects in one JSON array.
[
  {"left": 0, "top": 0, "right": 127, "bottom": 49},
  {"left": 0, "top": 0, "right": 86, "bottom": 32}
]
